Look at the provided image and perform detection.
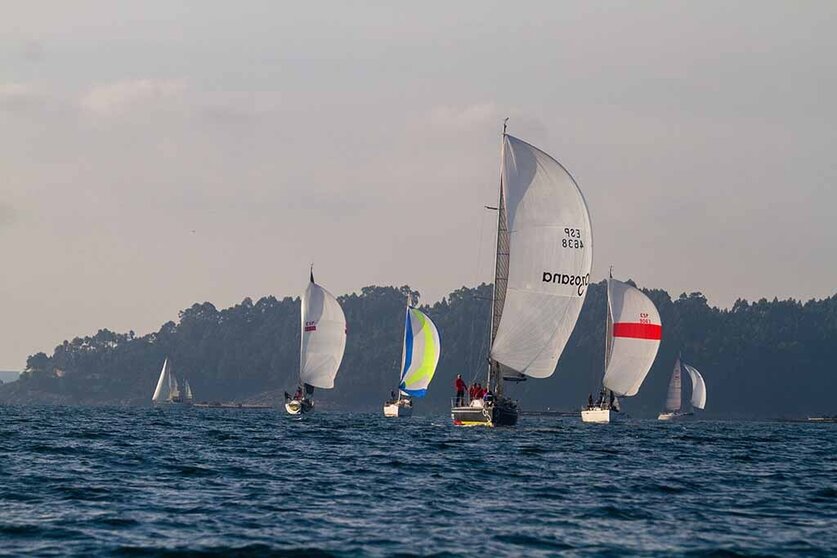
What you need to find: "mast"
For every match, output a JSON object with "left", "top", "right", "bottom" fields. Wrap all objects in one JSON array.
[
  {"left": 300, "top": 264, "right": 314, "bottom": 390},
  {"left": 398, "top": 292, "right": 411, "bottom": 403},
  {"left": 487, "top": 119, "right": 510, "bottom": 394},
  {"left": 603, "top": 267, "right": 613, "bottom": 401}
]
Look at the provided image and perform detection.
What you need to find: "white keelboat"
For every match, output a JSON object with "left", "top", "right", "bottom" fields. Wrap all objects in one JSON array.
[
  {"left": 658, "top": 356, "right": 706, "bottom": 420},
  {"left": 151, "top": 357, "right": 193, "bottom": 405},
  {"left": 451, "top": 124, "right": 593, "bottom": 427},
  {"left": 383, "top": 298, "right": 441, "bottom": 418},
  {"left": 285, "top": 268, "right": 347, "bottom": 415},
  {"left": 581, "top": 273, "right": 662, "bottom": 423}
]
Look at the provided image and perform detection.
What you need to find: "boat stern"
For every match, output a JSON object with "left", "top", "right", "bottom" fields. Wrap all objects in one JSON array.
[
  {"left": 383, "top": 400, "right": 413, "bottom": 418},
  {"left": 451, "top": 397, "right": 518, "bottom": 427},
  {"left": 285, "top": 398, "right": 313, "bottom": 415},
  {"left": 581, "top": 407, "right": 612, "bottom": 423}
]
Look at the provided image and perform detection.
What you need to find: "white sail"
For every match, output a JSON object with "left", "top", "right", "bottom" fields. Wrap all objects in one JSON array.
[
  {"left": 489, "top": 135, "right": 593, "bottom": 378},
  {"left": 152, "top": 358, "right": 172, "bottom": 402},
  {"left": 299, "top": 274, "right": 347, "bottom": 389},
  {"left": 663, "top": 357, "right": 682, "bottom": 412},
  {"left": 399, "top": 307, "right": 441, "bottom": 397},
  {"left": 684, "top": 363, "right": 707, "bottom": 410},
  {"left": 183, "top": 379, "right": 193, "bottom": 402},
  {"left": 602, "top": 278, "right": 662, "bottom": 396}
]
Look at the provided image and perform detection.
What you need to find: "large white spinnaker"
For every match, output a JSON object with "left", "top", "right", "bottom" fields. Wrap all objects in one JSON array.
[
  {"left": 663, "top": 357, "right": 683, "bottom": 412},
  {"left": 489, "top": 135, "right": 593, "bottom": 378},
  {"left": 299, "top": 273, "right": 347, "bottom": 389},
  {"left": 602, "top": 279, "right": 662, "bottom": 396},
  {"left": 684, "top": 363, "right": 707, "bottom": 410},
  {"left": 399, "top": 307, "right": 441, "bottom": 397},
  {"left": 152, "top": 358, "right": 173, "bottom": 403}
]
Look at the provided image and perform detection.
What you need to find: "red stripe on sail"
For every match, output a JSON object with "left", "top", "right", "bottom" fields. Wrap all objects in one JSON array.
[
  {"left": 613, "top": 322, "right": 662, "bottom": 340},
  {"left": 304, "top": 325, "right": 317, "bottom": 332}
]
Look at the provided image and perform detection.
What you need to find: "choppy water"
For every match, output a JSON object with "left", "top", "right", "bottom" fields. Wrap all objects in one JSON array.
[{"left": 0, "top": 407, "right": 834, "bottom": 557}]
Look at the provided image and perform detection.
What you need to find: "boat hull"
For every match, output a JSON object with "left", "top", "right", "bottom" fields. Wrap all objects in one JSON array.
[
  {"left": 383, "top": 401, "right": 413, "bottom": 418},
  {"left": 452, "top": 398, "right": 518, "bottom": 427},
  {"left": 581, "top": 407, "right": 613, "bottom": 423},
  {"left": 658, "top": 411, "right": 693, "bottom": 421},
  {"left": 153, "top": 400, "right": 192, "bottom": 407},
  {"left": 285, "top": 399, "right": 314, "bottom": 415}
]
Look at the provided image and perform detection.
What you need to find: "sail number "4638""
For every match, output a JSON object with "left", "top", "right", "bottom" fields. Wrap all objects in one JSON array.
[{"left": 562, "top": 227, "right": 584, "bottom": 249}]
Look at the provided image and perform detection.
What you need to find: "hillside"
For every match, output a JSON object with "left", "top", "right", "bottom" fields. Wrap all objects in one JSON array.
[{"left": 4, "top": 282, "right": 836, "bottom": 418}]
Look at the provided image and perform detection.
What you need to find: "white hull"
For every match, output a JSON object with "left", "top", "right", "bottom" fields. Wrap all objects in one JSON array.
[
  {"left": 581, "top": 407, "right": 613, "bottom": 423},
  {"left": 383, "top": 401, "right": 413, "bottom": 418},
  {"left": 285, "top": 399, "right": 313, "bottom": 415},
  {"left": 658, "top": 411, "right": 692, "bottom": 421}
]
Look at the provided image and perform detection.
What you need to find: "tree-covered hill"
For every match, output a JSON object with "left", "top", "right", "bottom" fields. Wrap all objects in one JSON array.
[{"left": 4, "top": 282, "right": 836, "bottom": 418}]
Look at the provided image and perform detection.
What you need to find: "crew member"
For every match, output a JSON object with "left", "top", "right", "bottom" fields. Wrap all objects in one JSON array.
[{"left": 455, "top": 374, "right": 467, "bottom": 406}]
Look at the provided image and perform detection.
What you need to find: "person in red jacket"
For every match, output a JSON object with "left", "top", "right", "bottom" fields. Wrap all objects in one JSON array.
[{"left": 455, "top": 374, "right": 467, "bottom": 406}]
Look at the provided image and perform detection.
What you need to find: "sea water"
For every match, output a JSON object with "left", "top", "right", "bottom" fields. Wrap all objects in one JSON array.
[{"left": 0, "top": 406, "right": 834, "bottom": 556}]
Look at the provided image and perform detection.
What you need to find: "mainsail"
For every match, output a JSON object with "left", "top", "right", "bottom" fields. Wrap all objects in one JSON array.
[
  {"left": 398, "top": 307, "right": 441, "bottom": 397},
  {"left": 183, "top": 379, "right": 193, "bottom": 402},
  {"left": 602, "top": 278, "right": 662, "bottom": 396},
  {"left": 489, "top": 134, "right": 593, "bottom": 378},
  {"left": 152, "top": 358, "right": 173, "bottom": 403},
  {"left": 684, "top": 363, "right": 707, "bottom": 410},
  {"left": 299, "top": 272, "right": 347, "bottom": 390},
  {"left": 663, "top": 357, "right": 683, "bottom": 412}
]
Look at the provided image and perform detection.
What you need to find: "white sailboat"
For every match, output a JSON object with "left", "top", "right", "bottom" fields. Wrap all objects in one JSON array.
[
  {"left": 658, "top": 356, "right": 706, "bottom": 420},
  {"left": 451, "top": 124, "right": 593, "bottom": 427},
  {"left": 581, "top": 273, "right": 662, "bottom": 423},
  {"left": 285, "top": 268, "right": 347, "bottom": 415},
  {"left": 151, "top": 357, "right": 193, "bottom": 405},
  {"left": 383, "top": 298, "right": 441, "bottom": 418},
  {"left": 182, "top": 378, "right": 194, "bottom": 403}
]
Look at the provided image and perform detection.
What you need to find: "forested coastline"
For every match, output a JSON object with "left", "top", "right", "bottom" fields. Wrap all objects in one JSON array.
[{"left": 3, "top": 282, "right": 835, "bottom": 418}]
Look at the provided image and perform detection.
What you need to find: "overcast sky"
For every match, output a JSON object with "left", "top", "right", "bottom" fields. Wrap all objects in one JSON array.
[{"left": 2, "top": 1, "right": 835, "bottom": 369}]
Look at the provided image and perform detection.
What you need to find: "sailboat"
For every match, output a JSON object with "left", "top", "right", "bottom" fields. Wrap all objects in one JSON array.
[
  {"left": 658, "top": 356, "right": 706, "bottom": 420},
  {"left": 581, "top": 273, "right": 662, "bottom": 423},
  {"left": 151, "top": 357, "right": 193, "bottom": 405},
  {"left": 182, "top": 378, "right": 194, "bottom": 404},
  {"left": 383, "top": 298, "right": 441, "bottom": 418},
  {"left": 284, "top": 268, "right": 347, "bottom": 415},
  {"left": 451, "top": 125, "right": 593, "bottom": 427}
]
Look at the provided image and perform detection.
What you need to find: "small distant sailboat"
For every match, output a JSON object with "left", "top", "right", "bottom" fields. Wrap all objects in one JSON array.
[
  {"left": 383, "top": 298, "right": 441, "bottom": 418},
  {"left": 182, "top": 378, "right": 193, "bottom": 403},
  {"left": 658, "top": 356, "right": 706, "bottom": 420},
  {"left": 451, "top": 124, "right": 593, "bottom": 427},
  {"left": 581, "top": 272, "right": 662, "bottom": 423},
  {"left": 152, "top": 357, "right": 193, "bottom": 405},
  {"left": 285, "top": 268, "right": 347, "bottom": 415}
]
